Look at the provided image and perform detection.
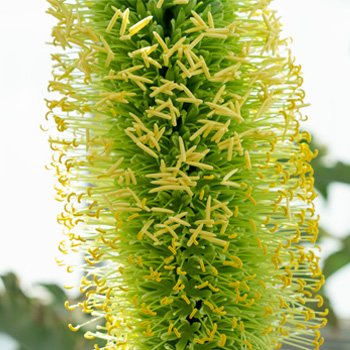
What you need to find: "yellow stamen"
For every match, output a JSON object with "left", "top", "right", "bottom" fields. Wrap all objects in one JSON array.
[
  {"left": 189, "top": 308, "right": 198, "bottom": 319},
  {"left": 129, "top": 16, "right": 153, "bottom": 36}
]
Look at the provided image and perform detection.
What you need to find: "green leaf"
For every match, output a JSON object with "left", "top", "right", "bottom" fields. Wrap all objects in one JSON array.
[
  {"left": 38, "top": 283, "right": 67, "bottom": 305},
  {"left": 1, "top": 273, "right": 23, "bottom": 296},
  {"left": 312, "top": 160, "right": 350, "bottom": 199},
  {"left": 0, "top": 272, "right": 99, "bottom": 350},
  {"left": 322, "top": 243, "right": 350, "bottom": 279}
]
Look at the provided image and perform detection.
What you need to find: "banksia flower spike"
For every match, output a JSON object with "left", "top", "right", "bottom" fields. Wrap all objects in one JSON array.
[{"left": 46, "top": 0, "right": 326, "bottom": 349}]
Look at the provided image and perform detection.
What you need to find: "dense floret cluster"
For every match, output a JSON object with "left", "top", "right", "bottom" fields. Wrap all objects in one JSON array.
[{"left": 46, "top": 0, "right": 326, "bottom": 349}]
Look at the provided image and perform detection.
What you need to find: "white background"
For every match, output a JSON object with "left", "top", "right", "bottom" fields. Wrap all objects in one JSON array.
[{"left": 0, "top": 1, "right": 349, "bottom": 346}]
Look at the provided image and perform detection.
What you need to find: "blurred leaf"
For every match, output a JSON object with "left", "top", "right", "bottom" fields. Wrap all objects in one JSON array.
[
  {"left": 38, "top": 283, "right": 69, "bottom": 316},
  {"left": 0, "top": 272, "right": 101, "bottom": 350},
  {"left": 306, "top": 135, "right": 350, "bottom": 199},
  {"left": 316, "top": 226, "right": 333, "bottom": 242},
  {"left": 39, "top": 283, "right": 67, "bottom": 305},
  {"left": 342, "top": 235, "right": 350, "bottom": 251},
  {"left": 1, "top": 273, "right": 24, "bottom": 296},
  {"left": 322, "top": 235, "right": 350, "bottom": 279},
  {"left": 312, "top": 160, "right": 350, "bottom": 199}
]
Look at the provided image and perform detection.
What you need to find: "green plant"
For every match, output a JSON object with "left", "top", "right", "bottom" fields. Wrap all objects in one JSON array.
[
  {"left": 46, "top": 0, "right": 326, "bottom": 349},
  {"left": 0, "top": 273, "right": 100, "bottom": 350}
]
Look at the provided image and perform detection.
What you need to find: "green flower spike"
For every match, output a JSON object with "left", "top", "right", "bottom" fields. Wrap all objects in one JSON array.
[{"left": 46, "top": 0, "right": 326, "bottom": 349}]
